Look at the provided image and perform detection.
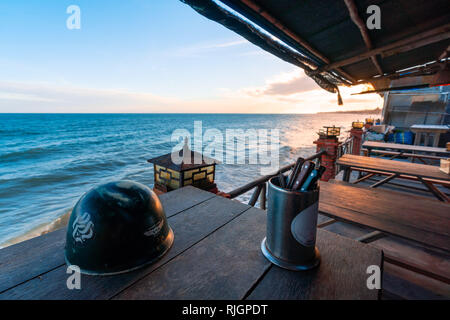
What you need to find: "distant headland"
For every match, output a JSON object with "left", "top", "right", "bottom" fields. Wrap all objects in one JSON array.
[{"left": 317, "top": 108, "right": 382, "bottom": 115}]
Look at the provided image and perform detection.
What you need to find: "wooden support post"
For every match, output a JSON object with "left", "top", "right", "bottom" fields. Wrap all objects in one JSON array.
[
  {"left": 260, "top": 183, "right": 266, "bottom": 210},
  {"left": 369, "top": 173, "right": 398, "bottom": 188},
  {"left": 317, "top": 218, "right": 337, "bottom": 228},
  {"left": 343, "top": 167, "right": 351, "bottom": 182},
  {"left": 417, "top": 177, "right": 449, "bottom": 202},
  {"left": 356, "top": 231, "right": 386, "bottom": 243},
  {"left": 353, "top": 173, "right": 375, "bottom": 184},
  {"left": 248, "top": 184, "right": 263, "bottom": 207}
]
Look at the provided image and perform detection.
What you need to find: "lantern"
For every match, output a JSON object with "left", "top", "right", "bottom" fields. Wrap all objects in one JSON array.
[
  {"left": 365, "top": 118, "right": 374, "bottom": 125},
  {"left": 318, "top": 125, "right": 341, "bottom": 139},
  {"left": 352, "top": 121, "right": 364, "bottom": 129},
  {"left": 147, "top": 139, "right": 219, "bottom": 194}
]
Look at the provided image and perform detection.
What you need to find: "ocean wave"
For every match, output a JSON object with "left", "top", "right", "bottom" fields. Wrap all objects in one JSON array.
[
  {"left": 0, "top": 158, "right": 128, "bottom": 188},
  {"left": 0, "top": 146, "right": 49, "bottom": 162},
  {"left": 0, "top": 172, "right": 77, "bottom": 190},
  {"left": 0, "top": 208, "right": 72, "bottom": 249}
]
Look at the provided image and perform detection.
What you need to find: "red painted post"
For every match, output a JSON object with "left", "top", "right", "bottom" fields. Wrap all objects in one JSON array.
[
  {"left": 313, "top": 136, "right": 339, "bottom": 182},
  {"left": 350, "top": 128, "right": 363, "bottom": 155}
]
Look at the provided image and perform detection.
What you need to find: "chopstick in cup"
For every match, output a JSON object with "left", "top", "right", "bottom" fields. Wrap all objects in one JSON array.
[
  {"left": 286, "top": 157, "right": 304, "bottom": 189},
  {"left": 278, "top": 172, "right": 286, "bottom": 188}
]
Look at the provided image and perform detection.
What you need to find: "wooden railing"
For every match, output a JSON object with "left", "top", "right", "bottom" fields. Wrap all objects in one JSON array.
[
  {"left": 338, "top": 136, "right": 354, "bottom": 159},
  {"left": 228, "top": 150, "right": 326, "bottom": 209},
  {"left": 336, "top": 136, "right": 355, "bottom": 175}
]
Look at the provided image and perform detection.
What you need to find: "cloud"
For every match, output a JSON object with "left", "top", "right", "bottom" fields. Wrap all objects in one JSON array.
[
  {"left": 0, "top": 72, "right": 383, "bottom": 114},
  {"left": 0, "top": 81, "right": 178, "bottom": 113},
  {"left": 170, "top": 39, "right": 247, "bottom": 57},
  {"left": 219, "top": 69, "right": 384, "bottom": 113},
  {"left": 0, "top": 92, "right": 57, "bottom": 103},
  {"left": 242, "top": 70, "right": 319, "bottom": 97}
]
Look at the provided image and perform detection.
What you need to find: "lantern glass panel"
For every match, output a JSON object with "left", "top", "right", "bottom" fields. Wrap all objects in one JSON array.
[
  {"left": 184, "top": 169, "right": 199, "bottom": 179},
  {"left": 160, "top": 171, "right": 170, "bottom": 180},
  {"left": 167, "top": 169, "right": 180, "bottom": 179},
  {"left": 327, "top": 127, "right": 340, "bottom": 136},
  {"left": 352, "top": 122, "right": 364, "bottom": 129},
  {"left": 206, "top": 165, "right": 214, "bottom": 174},
  {"left": 193, "top": 171, "right": 206, "bottom": 181}
]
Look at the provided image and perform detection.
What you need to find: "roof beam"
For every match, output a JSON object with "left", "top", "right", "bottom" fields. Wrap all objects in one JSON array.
[
  {"left": 381, "top": 34, "right": 450, "bottom": 58},
  {"left": 343, "top": 0, "right": 383, "bottom": 75},
  {"left": 240, "top": 0, "right": 329, "bottom": 63},
  {"left": 238, "top": 0, "right": 356, "bottom": 83},
  {"left": 438, "top": 45, "right": 449, "bottom": 60},
  {"left": 358, "top": 59, "right": 448, "bottom": 83},
  {"left": 313, "top": 23, "right": 450, "bottom": 75}
]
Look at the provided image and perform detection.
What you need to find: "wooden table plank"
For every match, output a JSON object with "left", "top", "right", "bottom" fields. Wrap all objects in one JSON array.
[
  {"left": 319, "top": 182, "right": 450, "bottom": 251},
  {"left": 1, "top": 186, "right": 384, "bottom": 300},
  {"left": 247, "top": 229, "right": 382, "bottom": 300},
  {"left": 337, "top": 154, "right": 450, "bottom": 181},
  {"left": 115, "top": 209, "right": 382, "bottom": 300},
  {"left": 0, "top": 193, "right": 249, "bottom": 300},
  {"left": 0, "top": 228, "right": 66, "bottom": 293},
  {"left": 362, "top": 141, "right": 449, "bottom": 155},
  {"left": 114, "top": 206, "right": 269, "bottom": 300},
  {"left": 0, "top": 186, "right": 215, "bottom": 296},
  {"left": 159, "top": 185, "right": 216, "bottom": 216}
]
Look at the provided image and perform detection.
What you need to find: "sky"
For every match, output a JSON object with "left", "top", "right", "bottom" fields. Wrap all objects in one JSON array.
[{"left": 0, "top": 0, "right": 382, "bottom": 113}]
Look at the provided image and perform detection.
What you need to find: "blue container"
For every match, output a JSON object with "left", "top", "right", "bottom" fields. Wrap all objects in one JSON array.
[{"left": 389, "top": 131, "right": 414, "bottom": 144}]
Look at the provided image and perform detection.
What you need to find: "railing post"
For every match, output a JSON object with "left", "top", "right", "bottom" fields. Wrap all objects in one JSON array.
[
  {"left": 350, "top": 128, "right": 363, "bottom": 155},
  {"left": 248, "top": 184, "right": 262, "bottom": 207},
  {"left": 260, "top": 183, "right": 266, "bottom": 210},
  {"left": 313, "top": 136, "right": 339, "bottom": 182}
]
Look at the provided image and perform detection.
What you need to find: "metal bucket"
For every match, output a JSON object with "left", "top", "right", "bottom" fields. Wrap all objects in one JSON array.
[{"left": 261, "top": 176, "right": 320, "bottom": 271}]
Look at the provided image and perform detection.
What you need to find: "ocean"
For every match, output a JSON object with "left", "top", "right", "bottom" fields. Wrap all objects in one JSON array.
[{"left": 0, "top": 113, "right": 375, "bottom": 248}]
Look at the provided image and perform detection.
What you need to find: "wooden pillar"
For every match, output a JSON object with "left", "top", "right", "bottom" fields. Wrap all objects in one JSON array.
[
  {"left": 350, "top": 128, "right": 364, "bottom": 155},
  {"left": 313, "top": 136, "right": 339, "bottom": 182}
]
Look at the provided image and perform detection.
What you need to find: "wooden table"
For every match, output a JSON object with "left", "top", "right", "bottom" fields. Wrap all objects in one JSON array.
[
  {"left": 337, "top": 154, "right": 450, "bottom": 202},
  {"left": 410, "top": 124, "right": 449, "bottom": 147},
  {"left": 0, "top": 186, "right": 382, "bottom": 300},
  {"left": 320, "top": 182, "right": 450, "bottom": 252}
]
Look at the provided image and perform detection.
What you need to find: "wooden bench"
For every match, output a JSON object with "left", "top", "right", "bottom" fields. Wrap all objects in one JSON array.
[
  {"left": 362, "top": 149, "right": 446, "bottom": 165},
  {"left": 319, "top": 181, "right": 450, "bottom": 286},
  {"left": 363, "top": 141, "right": 449, "bottom": 156}
]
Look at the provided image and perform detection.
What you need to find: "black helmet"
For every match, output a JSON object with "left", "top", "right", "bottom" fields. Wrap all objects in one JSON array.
[{"left": 65, "top": 180, "right": 174, "bottom": 275}]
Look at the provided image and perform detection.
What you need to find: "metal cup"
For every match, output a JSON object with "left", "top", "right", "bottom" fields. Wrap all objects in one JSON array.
[{"left": 261, "top": 176, "right": 320, "bottom": 270}]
